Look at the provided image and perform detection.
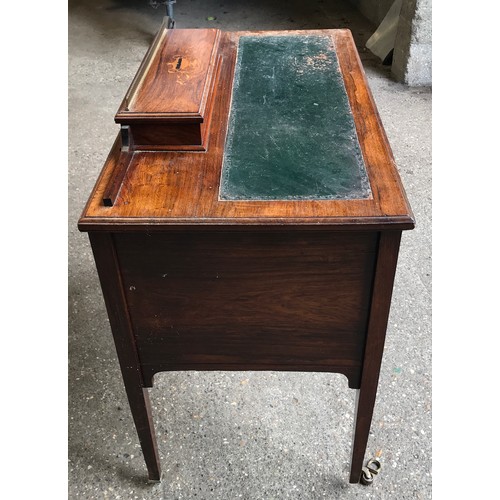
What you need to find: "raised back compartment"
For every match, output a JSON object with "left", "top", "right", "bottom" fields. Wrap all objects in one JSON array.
[{"left": 115, "top": 27, "right": 221, "bottom": 151}]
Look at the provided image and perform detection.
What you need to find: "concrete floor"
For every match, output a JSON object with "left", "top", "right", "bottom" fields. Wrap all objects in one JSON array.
[{"left": 68, "top": 0, "right": 432, "bottom": 498}]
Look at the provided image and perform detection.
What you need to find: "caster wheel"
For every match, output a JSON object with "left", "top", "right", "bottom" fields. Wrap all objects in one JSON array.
[
  {"left": 366, "top": 458, "right": 382, "bottom": 475},
  {"left": 360, "top": 467, "right": 374, "bottom": 485}
]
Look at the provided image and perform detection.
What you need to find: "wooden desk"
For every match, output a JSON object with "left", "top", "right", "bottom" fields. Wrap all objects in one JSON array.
[{"left": 78, "top": 25, "right": 414, "bottom": 484}]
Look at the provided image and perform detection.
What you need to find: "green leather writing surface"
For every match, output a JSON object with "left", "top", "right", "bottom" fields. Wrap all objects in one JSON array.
[{"left": 220, "top": 35, "right": 371, "bottom": 200}]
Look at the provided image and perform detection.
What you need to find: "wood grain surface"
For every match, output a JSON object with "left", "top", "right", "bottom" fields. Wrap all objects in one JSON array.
[
  {"left": 78, "top": 29, "right": 414, "bottom": 231},
  {"left": 113, "top": 230, "right": 378, "bottom": 389},
  {"left": 116, "top": 28, "right": 221, "bottom": 121}
]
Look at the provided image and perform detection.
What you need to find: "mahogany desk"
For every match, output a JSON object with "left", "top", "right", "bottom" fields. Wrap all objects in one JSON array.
[{"left": 78, "top": 25, "right": 414, "bottom": 484}]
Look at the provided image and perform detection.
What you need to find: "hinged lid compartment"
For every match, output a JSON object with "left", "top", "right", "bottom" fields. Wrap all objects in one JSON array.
[{"left": 115, "top": 27, "right": 222, "bottom": 151}]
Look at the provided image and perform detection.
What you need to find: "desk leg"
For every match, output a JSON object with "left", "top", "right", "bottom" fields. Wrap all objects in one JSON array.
[
  {"left": 123, "top": 384, "right": 161, "bottom": 481},
  {"left": 89, "top": 232, "right": 161, "bottom": 481},
  {"left": 349, "top": 231, "right": 402, "bottom": 483}
]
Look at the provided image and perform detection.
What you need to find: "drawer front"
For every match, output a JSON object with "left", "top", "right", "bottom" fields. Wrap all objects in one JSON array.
[{"left": 114, "top": 231, "right": 377, "bottom": 381}]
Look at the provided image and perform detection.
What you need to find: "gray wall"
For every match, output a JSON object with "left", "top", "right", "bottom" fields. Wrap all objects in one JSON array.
[
  {"left": 392, "top": 0, "right": 432, "bottom": 85},
  {"left": 350, "top": 0, "right": 432, "bottom": 86}
]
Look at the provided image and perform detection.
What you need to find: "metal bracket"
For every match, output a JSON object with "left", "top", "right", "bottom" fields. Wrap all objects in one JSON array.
[
  {"left": 120, "top": 125, "right": 130, "bottom": 153},
  {"left": 149, "top": 0, "right": 176, "bottom": 28}
]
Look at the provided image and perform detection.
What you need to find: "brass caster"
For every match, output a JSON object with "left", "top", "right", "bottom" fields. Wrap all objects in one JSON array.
[
  {"left": 360, "top": 467, "right": 374, "bottom": 485},
  {"left": 366, "top": 458, "right": 382, "bottom": 476},
  {"left": 360, "top": 458, "right": 382, "bottom": 485}
]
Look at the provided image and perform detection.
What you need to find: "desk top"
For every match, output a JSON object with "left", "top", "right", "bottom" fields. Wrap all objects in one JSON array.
[{"left": 78, "top": 28, "right": 414, "bottom": 232}]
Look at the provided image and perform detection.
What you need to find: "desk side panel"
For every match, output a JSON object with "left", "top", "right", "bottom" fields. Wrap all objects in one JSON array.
[{"left": 113, "top": 231, "right": 378, "bottom": 388}]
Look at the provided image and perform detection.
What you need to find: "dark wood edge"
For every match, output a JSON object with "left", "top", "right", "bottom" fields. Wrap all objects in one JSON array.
[
  {"left": 78, "top": 216, "right": 415, "bottom": 232},
  {"left": 116, "top": 113, "right": 205, "bottom": 124},
  {"left": 142, "top": 365, "right": 361, "bottom": 389},
  {"left": 129, "top": 144, "right": 208, "bottom": 152}
]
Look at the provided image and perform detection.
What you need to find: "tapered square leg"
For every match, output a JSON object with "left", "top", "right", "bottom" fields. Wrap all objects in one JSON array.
[
  {"left": 348, "top": 231, "right": 402, "bottom": 483},
  {"left": 124, "top": 384, "right": 161, "bottom": 481},
  {"left": 89, "top": 232, "right": 162, "bottom": 481},
  {"left": 349, "top": 387, "right": 377, "bottom": 483}
]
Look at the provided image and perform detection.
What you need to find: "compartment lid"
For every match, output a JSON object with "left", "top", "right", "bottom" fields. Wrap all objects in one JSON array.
[{"left": 115, "top": 27, "right": 221, "bottom": 124}]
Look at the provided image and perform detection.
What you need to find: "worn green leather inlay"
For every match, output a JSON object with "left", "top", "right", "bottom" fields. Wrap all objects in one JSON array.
[{"left": 220, "top": 35, "right": 371, "bottom": 201}]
